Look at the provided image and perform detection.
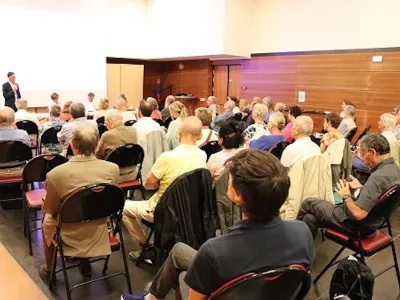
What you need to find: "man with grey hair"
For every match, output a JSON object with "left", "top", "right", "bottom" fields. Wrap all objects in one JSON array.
[
  {"left": 281, "top": 115, "right": 320, "bottom": 168},
  {"left": 116, "top": 98, "right": 136, "bottom": 123},
  {"left": 298, "top": 133, "right": 400, "bottom": 239},
  {"left": 338, "top": 105, "right": 356, "bottom": 136},
  {"left": 57, "top": 102, "right": 98, "bottom": 154},
  {"left": 39, "top": 125, "right": 119, "bottom": 283},
  {"left": 211, "top": 100, "right": 235, "bottom": 130},
  {"left": 14, "top": 99, "right": 42, "bottom": 130},
  {"left": 161, "top": 95, "right": 176, "bottom": 121},
  {"left": 96, "top": 109, "right": 138, "bottom": 182},
  {"left": 263, "top": 96, "right": 274, "bottom": 122},
  {"left": 0, "top": 107, "right": 30, "bottom": 145}
]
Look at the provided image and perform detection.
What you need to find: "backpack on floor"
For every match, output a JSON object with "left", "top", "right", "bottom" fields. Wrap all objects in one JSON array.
[{"left": 329, "top": 255, "right": 374, "bottom": 300}]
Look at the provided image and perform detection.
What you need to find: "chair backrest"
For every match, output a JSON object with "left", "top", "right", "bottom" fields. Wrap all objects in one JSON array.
[
  {"left": 40, "top": 126, "right": 62, "bottom": 145},
  {"left": 200, "top": 141, "right": 222, "bottom": 161},
  {"left": 269, "top": 141, "right": 289, "bottom": 159},
  {"left": 345, "top": 127, "right": 358, "bottom": 142},
  {"left": 15, "top": 120, "right": 39, "bottom": 135},
  {"left": 98, "top": 124, "right": 108, "bottom": 137},
  {"left": 233, "top": 113, "right": 242, "bottom": 121},
  {"left": 66, "top": 145, "right": 73, "bottom": 157},
  {"left": 124, "top": 120, "right": 136, "bottom": 126},
  {"left": 0, "top": 140, "right": 32, "bottom": 164},
  {"left": 164, "top": 116, "right": 172, "bottom": 129},
  {"left": 96, "top": 116, "right": 105, "bottom": 124},
  {"left": 105, "top": 143, "right": 144, "bottom": 172},
  {"left": 154, "top": 119, "right": 165, "bottom": 127},
  {"left": 59, "top": 184, "right": 125, "bottom": 224},
  {"left": 208, "top": 265, "right": 311, "bottom": 300},
  {"left": 22, "top": 154, "right": 68, "bottom": 189},
  {"left": 351, "top": 125, "right": 371, "bottom": 150}
]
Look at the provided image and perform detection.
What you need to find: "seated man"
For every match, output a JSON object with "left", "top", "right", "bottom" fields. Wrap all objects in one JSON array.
[
  {"left": 281, "top": 115, "right": 320, "bottom": 168},
  {"left": 297, "top": 133, "right": 400, "bottom": 239},
  {"left": 116, "top": 98, "right": 136, "bottom": 124},
  {"left": 96, "top": 109, "right": 138, "bottom": 182},
  {"left": 39, "top": 126, "right": 119, "bottom": 282},
  {"left": 133, "top": 100, "right": 161, "bottom": 142},
  {"left": 211, "top": 100, "right": 235, "bottom": 130},
  {"left": 122, "top": 149, "right": 313, "bottom": 300},
  {"left": 338, "top": 105, "right": 356, "bottom": 137},
  {"left": 57, "top": 102, "right": 98, "bottom": 154},
  {"left": 122, "top": 117, "right": 207, "bottom": 260},
  {"left": 14, "top": 99, "right": 42, "bottom": 130}
]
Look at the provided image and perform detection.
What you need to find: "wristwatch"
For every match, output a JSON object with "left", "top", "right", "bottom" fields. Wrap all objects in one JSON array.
[{"left": 342, "top": 194, "right": 351, "bottom": 201}]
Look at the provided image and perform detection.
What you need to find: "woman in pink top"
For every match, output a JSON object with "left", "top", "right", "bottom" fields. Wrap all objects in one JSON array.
[
  {"left": 282, "top": 105, "right": 302, "bottom": 142},
  {"left": 207, "top": 119, "right": 244, "bottom": 180},
  {"left": 147, "top": 97, "right": 162, "bottom": 120}
]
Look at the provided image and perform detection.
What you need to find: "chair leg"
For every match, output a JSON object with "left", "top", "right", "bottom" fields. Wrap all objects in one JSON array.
[
  {"left": 136, "top": 227, "right": 154, "bottom": 267},
  {"left": 102, "top": 255, "right": 110, "bottom": 274},
  {"left": 314, "top": 246, "right": 346, "bottom": 284},
  {"left": 23, "top": 201, "right": 27, "bottom": 237},
  {"left": 391, "top": 242, "right": 400, "bottom": 288},
  {"left": 320, "top": 229, "right": 325, "bottom": 242},
  {"left": 119, "top": 225, "right": 133, "bottom": 294},
  {"left": 49, "top": 244, "right": 59, "bottom": 290},
  {"left": 26, "top": 207, "right": 33, "bottom": 256},
  {"left": 58, "top": 243, "right": 72, "bottom": 300}
]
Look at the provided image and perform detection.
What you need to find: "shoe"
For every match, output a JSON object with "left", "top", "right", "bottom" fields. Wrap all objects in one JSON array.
[
  {"left": 78, "top": 258, "right": 92, "bottom": 277},
  {"left": 39, "top": 264, "right": 50, "bottom": 283},
  {"left": 121, "top": 293, "right": 146, "bottom": 300},
  {"left": 128, "top": 246, "right": 155, "bottom": 262}
]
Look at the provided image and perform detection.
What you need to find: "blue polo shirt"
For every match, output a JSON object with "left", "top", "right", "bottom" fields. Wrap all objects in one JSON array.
[
  {"left": 184, "top": 217, "right": 313, "bottom": 296},
  {"left": 250, "top": 134, "right": 286, "bottom": 151}
]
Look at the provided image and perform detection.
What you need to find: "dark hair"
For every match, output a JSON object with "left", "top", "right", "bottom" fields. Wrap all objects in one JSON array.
[
  {"left": 88, "top": 92, "right": 95, "bottom": 97},
  {"left": 218, "top": 119, "right": 244, "bottom": 149},
  {"left": 289, "top": 106, "right": 302, "bottom": 118},
  {"left": 225, "top": 149, "right": 290, "bottom": 222},
  {"left": 359, "top": 133, "right": 390, "bottom": 155},
  {"left": 139, "top": 99, "right": 153, "bottom": 117},
  {"left": 7, "top": 72, "right": 14, "bottom": 77},
  {"left": 343, "top": 100, "right": 354, "bottom": 107},
  {"left": 51, "top": 93, "right": 59, "bottom": 100},
  {"left": 229, "top": 96, "right": 239, "bottom": 106},
  {"left": 325, "top": 112, "right": 341, "bottom": 128}
]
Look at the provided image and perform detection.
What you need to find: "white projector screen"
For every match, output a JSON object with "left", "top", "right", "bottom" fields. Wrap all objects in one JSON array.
[{"left": 0, "top": 4, "right": 106, "bottom": 107}]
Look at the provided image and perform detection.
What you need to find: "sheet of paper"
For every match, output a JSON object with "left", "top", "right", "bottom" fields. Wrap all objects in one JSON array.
[{"left": 298, "top": 91, "right": 306, "bottom": 103}]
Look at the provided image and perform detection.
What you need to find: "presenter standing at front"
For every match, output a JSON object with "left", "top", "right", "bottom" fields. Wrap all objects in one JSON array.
[{"left": 2, "top": 72, "right": 21, "bottom": 111}]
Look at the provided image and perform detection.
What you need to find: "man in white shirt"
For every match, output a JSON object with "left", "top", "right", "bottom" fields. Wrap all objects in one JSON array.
[
  {"left": 116, "top": 98, "right": 136, "bottom": 124},
  {"left": 84, "top": 92, "right": 97, "bottom": 113},
  {"left": 57, "top": 102, "right": 98, "bottom": 154},
  {"left": 338, "top": 105, "right": 356, "bottom": 137},
  {"left": 14, "top": 99, "right": 42, "bottom": 130},
  {"left": 281, "top": 115, "right": 320, "bottom": 168},
  {"left": 134, "top": 100, "right": 161, "bottom": 142}
]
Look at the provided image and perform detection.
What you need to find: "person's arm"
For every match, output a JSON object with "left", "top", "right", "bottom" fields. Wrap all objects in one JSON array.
[
  {"left": 16, "top": 85, "right": 21, "bottom": 99},
  {"left": 280, "top": 146, "right": 292, "bottom": 168},
  {"left": 206, "top": 155, "right": 218, "bottom": 179},
  {"left": 22, "top": 131, "right": 30, "bottom": 146},
  {"left": 189, "top": 289, "right": 208, "bottom": 300},
  {"left": 95, "top": 136, "right": 106, "bottom": 159},
  {"left": 145, "top": 154, "right": 167, "bottom": 190},
  {"left": 43, "top": 175, "right": 61, "bottom": 216},
  {"left": 144, "top": 172, "right": 161, "bottom": 190},
  {"left": 336, "top": 179, "right": 368, "bottom": 220},
  {"left": 2, "top": 83, "right": 14, "bottom": 99}
]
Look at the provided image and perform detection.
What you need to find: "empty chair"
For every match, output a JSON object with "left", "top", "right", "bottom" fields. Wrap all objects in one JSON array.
[{"left": 39, "top": 126, "right": 63, "bottom": 154}]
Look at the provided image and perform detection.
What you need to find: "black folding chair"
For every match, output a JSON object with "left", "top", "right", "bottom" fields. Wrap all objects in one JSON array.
[
  {"left": 98, "top": 124, "right": 108, "bottom": 138},
  {"left": 208, "top": 265, "right": 311, "bottom": 300},
  {"left": 105, "top": 143, "right": 145, "bottom": 199},
  {"left": 16, "top": 120, "right": 39, "bottom": 151},
  {"left": 233, "top": 113, "right": 242, "bottom": 121},
  {"left": 48, "top": 183, "right": 131, "bottom": 300},
  {"left": 269, "top": 141, "right": 289, "bottom": 159},
  {"left": 22, "top": 154, "right": 68, "bottom": 255},
  {"left": 96, "top": 116, "right": 105, "bottom": 125},
  {"left": 345, "top": 127, "right": 358, "bottom": 143},
  {"left": 124, "top": 120, "right": 136, "bottom": 126},
  {"left": 314, "top": 185, "right": 400, "bottom": 286},
  {"left": 164, "top": 116, "right": 172, "bottom": 129},
  {"left": 0, "top": 141, "right": 32, "bottom": 203},
  {"left": 154, "top": 119, "right": 165, "bottom": 127},
  {"left": 351, "top": 125, "right": 371, "bottom": 150},
  {"left": 39, "top": 126, "right": 63, "bottom": 154},
  {"left": 200, "top": 141, "right": 222, "bottom": 161},
  {"left": 66, "top": 145, "right": 73, "bottom": 158}
]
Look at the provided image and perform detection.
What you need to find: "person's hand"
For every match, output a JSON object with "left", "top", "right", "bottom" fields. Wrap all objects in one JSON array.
[
  {"left": 336, "top": 179, "right": 351, "bottom": 198},
  {"left": 348, "top": 175, "right": 363, "bottom": 190},
  {"left": 13, "top": 84, "right": 18, "bottom": 91}
]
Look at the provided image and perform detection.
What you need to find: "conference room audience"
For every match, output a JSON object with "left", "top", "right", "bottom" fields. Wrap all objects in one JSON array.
[
  {"left": 39, "top": 126, "right": 119, "bottom": 283},
  {"left": 211, "top": 100, "right": 235, "bottom": 130},
  {"left": 161, "top": 95, "right": 175, "bottom": 122},
  {"left": 320, "top": 112, "right": 343, "bottom": 154},
  {"left": 206, "top": 96, "right": 219, "bottom": 121},
  {"left": 250, "top": 112, "right": 286, "bottom": 151},
  {"left": 14, "top": 99, "right": 42, "bottom": 130},
  {"left": 243, "top": 103, "right": 269, "bottom": 144},
  {"left": 122, "top": 149, "right": 313, "bottom": 300},
  {"left": 85, "top": 92, "right": 96, "bottom": 113},
  {"left": 147, "top": 97, "right": 162, "bottom": 120},
  {"left": 0, "top": 107, "right": 30, "bottom": 146},
  {"left": 379, "top": 113, "right": 397, "bottom": 145},
  {"left": 134, "top": 100, "right": 161, "bottom": 142},
  {"left": 96, "top": 109, "right": 138, "bottom": 182},
  {"left": 207, "top": 119, "right": 244, "bottom": 180},
  {"left": 297, "top": 133, "right": 400, "bottom": 239},
  {"left": 338, "top": 105, "right": 357, "bottom": 136},
  {"left": 340, "top": 100, "right": 354, "bottom": 119},
  {"left": 122, "top": 117, "right": 207, "bottom": 261},
  {"left": 116, "top": 98, "right": 136, "bottom": 123},
  {"left": 166, "top": 101, "right": 188, "bottom": 150},
  {"left": 57, "top": 102, "right": 98, "bottom": 154},
  {"left": 281, "top": 115, "right": 320, "bottom": 168},
  {"left": 282, "top": 106, "right": 302, "bottom": 143},
  {"left": 227, "top": 96, "right": 240, "bottom": 114},
  {"left": 263, "top": 96, "right": 274, "bottom": 122},
  {"left": 94, "top": 97, "right": 109, "bottom": 120},
  {"left": 59, "top": 100, "right": 73, "bottom": 121},
  {"left": 194, "top": 108, "right": 218, "bottom": 147},
  {"left": 41, "top": 104, "right": 65, "bottom": 133}
]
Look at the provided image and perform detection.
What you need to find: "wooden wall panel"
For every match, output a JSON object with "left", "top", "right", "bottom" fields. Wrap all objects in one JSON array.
[
  {"left": 228, "top": 65, "right": 241, "bottom": 98},
  {"left": 143, "top": 62, "right": 162, "bottom": 98},
  {"left": 213, "top": 66, "right": 228, "bottom": 112}
]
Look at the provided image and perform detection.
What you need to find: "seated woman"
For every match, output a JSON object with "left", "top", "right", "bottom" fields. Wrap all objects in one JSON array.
[
  {"left": 249, "top": 112, "right": 286, "bottom": 151},
  {"left": 320, "top": 112, "right": 344, "bottom": 154},
  {"left": 59, "top": 100, "right": 73, "bottom": 122},
  {"left": 147, "top": 97, "right": 162, "bottom": 120},
  {"left": 94, "top": 97, "right": 109, "bottom": 120},
  {"left": 194, "top": 108, "right": 218, "bottom": 147},
  {"left": 207, "top": 119, "right": 244, "bottom": 180},
  {"left": 166, "top": 101, "right": 188, "bottom": 150},
  {"left": 242, "top": 103, "right": 269, "bottom": 144}
]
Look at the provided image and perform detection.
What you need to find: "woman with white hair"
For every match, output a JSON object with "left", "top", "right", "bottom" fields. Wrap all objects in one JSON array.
[
  {"left": 379, "top": 113, "right": 397, "bottom": 144},
  {"left": 242, "top": 103, "right": 269, "bottom": 144},
  {"left": 206, "top": 96, "right": 219, "bottom": 121},
  {"left": 250, "top": 112, "right": 286, "bottom": 151}
]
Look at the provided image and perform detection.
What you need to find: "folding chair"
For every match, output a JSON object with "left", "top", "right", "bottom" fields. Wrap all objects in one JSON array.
[
  {"left": 16, "top": 120, "right": 39, "bottom": 151},
  {"left": 200, "top": 141, "right": 222, "bottom": 161},
  {"left": 164, "top": 116, "right": 172, "bottom": 129},
  {"left": 22, "top": 154, "right": 68, "bottom": 255},
  {"left": 105, "top": 143, "right": 145, "bottom": 199},
  {"left": 314, "top": 185, "right": 400, "bottom": 286},
  {"left": 48, "top": 183, "right": 131, "bottom": 300},
  {"left": 96, "top": 116, "right": 105, "bottom": 125},
  {"left": 39, "top": 126, "right": 63, "bottom": 154},
  {"left": 269, "top": 141, "right": 290, "bottom": 159},
  {"left": 345, "top": 127, "right": 358, "bottom": 143},
  {"left": 154, "top": 119, "right": 165, "bottom": 127},
  {"left": 124, "top": 120, "right": 136, "bottom": 126},
  {"left": 351, "top": 125, "right": 371, "bottom": 151},
  {"left": 208, "top": 265, "right": 311, "bottom": 300},
  {"left": 98, "top": 123, "right": 108, "bottom": 138}
]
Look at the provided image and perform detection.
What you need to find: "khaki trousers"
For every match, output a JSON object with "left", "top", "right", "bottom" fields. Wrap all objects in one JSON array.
[{"left": 122, "top": 200, "right": 154, "bottom": 245}]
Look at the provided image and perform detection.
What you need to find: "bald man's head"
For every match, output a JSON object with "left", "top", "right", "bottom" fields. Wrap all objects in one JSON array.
[
  {"left": 224, "top": 100, "right": 236, "bottom": 112},
  {"left": 0, "top": 107, "right": 15, "bottom": 126},
  {"left": 179, "top": 116, "right": 202, "bottom": 144}
]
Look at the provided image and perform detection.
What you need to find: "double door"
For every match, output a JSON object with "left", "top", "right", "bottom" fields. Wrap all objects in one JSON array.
[{"left": 213, "top": 65, "right": 241, "bottom": 113}]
